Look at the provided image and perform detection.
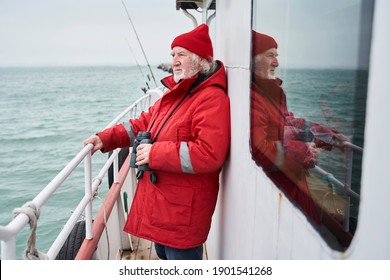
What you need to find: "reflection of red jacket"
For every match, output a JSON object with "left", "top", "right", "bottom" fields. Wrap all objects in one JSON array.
[
  {"left": 250, "top": 77, "right": 320, "bottom": 223},
  {"left": 250, "top": 78, "right": 315, "bottom": 169},
  {"left": 98, "top": 61, "right": 230, "bottom": 249}
]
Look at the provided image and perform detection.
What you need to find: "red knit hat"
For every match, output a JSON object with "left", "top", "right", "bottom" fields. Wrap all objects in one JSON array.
[
  {"left": 171, "top": 24, "right": 214, "bottom": 60},
  {"left": 252, "top": 30, "right": 278, "bottom": 56}
]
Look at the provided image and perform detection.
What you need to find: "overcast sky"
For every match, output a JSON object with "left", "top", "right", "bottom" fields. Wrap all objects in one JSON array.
[
  {"left": 0, "top": 0, "right": 200, "bottom": 67},
  {"left": 253, "top": 0, "right": 373, "bottom": 69},
  {"left": 0, "top": 0, "right": 372, "bottom": 68}
]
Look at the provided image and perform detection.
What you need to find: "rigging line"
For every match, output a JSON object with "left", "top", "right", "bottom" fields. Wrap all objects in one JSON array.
[
  {"left": 126, "top": 38, "right": 146, "bottom": 78},
  {"left": 125, "top": 38, "right": 150, "bottom": 90},
  {"left": 121, "top": 0, "right": 158, "bottom": 87}
]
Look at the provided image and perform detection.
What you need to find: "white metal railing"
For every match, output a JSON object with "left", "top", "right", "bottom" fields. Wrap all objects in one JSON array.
[
  {"left": 0, "top": 91, "right": 158, "bottom": 260},
  {"left": 310, "top": 140, "right": 363, "bottom": 232},
  {"left": 312, "top": 140, "right": 362, "bottom": 199}
]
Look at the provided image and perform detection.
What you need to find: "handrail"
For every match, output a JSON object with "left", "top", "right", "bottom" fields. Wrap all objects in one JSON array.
[
  {"left": 341, "top": 141, "right": 363, "bottom": 153},
  {"left": 0, "top": 91, "right": 157, "bottom": 260},
  {"left": 310, "top": 140, "right": 363, "bottom": 232},
  {"left": 310, "top": 140, "right": 362, "bottom": 200},
  {"left": 0, "top": 145, "right": 95, "bottom": 260},
  {"left": 75, "top": 155, "right": 131, "bottom": 260},
  {"left": 310, "top": 165, "right": 360, "bottom": 200},
  {"left": 105, "top": 94, "right": 151, "bottom": 128},
  {"left": 46, "top": 148, "right": 120, "bottom": 259}
]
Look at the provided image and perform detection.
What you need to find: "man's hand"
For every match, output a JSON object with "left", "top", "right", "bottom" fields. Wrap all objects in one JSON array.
[
  {"left": 306, "top": 142, "right": 320, "bottom": 167},
  {"left": 136, "top": 143, "right": 152, "bottom": 166},
  {"left": 83, "top": 135, "right": 103, "bottom": 154},
  {"left": 332, "top": 133, "right": 350, "bottom": 150}
]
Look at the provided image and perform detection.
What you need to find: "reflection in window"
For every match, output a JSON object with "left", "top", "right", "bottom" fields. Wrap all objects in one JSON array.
[{"left": 250, "top": 0, "right": 373, "bottom": 250}]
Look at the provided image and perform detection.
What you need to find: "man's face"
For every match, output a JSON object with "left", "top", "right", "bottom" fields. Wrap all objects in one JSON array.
[
  {"left": 253, "top": 48, "right": 279, "bottom": 79},
  {"left": 171, "top": 46, "right": 201, "bottom": 83}
]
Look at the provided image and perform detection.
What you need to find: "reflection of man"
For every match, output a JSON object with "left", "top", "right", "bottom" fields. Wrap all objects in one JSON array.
[{"left": 250, "top": 31, "right": 347, "bottom": 224}]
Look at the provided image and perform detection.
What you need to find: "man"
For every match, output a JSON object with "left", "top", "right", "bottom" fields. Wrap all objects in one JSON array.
[
  {"left": 250, "top": 31, "right": 347, "bottom": 224},
  {"left": 83, "top": 24, "right": 230, "bottom": 260}
]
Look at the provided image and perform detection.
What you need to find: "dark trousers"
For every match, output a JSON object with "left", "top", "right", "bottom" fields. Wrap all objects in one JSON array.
[{"left": 154, "top": 243, "right": 203, "bottom": 260}]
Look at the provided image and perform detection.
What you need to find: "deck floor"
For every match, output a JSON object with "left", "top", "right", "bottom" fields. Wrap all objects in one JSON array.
[
  {"left": 121, "top": 235, "right": 159, "bottom": 260},
  {"left": 121, "top": 235, "right": 208, "bottom": 260}
]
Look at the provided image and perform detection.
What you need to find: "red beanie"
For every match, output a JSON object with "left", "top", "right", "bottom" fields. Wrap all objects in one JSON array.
[
  {"left": 171, "top": 24, "right": 213, "bottom": 60},
  {"left": 252, "top": 30, "right": 278, "bottom": 56}
]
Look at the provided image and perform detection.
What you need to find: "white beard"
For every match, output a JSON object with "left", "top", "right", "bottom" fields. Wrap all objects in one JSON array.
[
  {"left": 267, "top": 72, "right": 276, "bottom": 79},
  {"left": 173, "top": 61, "right": 201, "bottom": 83},
  {"left": 174, "top": 71, "right": 186, "bottom": 83}
]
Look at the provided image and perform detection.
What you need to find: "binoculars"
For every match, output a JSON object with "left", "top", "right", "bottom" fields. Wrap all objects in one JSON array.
[{"left": 129, "top": 131, "right": 153, "bottom": 171}]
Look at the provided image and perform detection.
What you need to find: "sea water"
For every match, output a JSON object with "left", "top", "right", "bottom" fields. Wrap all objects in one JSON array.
[{"left": 0, "top": 66, "right": 367, "bottom": 259}]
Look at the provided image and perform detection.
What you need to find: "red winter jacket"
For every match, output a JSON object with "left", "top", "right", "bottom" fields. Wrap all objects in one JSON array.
[{"left": 97, "top": 61, "right": 230, "bottom": 248}]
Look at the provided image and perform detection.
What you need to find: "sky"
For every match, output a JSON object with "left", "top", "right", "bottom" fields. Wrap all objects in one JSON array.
[
  {"left": 253, "top": 0, "right": 373, "bottom": 69},
  {"left": 0, "top": 0, "right": 201, "bottom": 67},
  {"left": 0, "top": 0, "right": 373, "bottom": 69}
]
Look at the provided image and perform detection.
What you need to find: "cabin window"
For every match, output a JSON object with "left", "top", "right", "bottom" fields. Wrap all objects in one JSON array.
[{"left": 250, "top": 0, "right": 373, "bottom": 250}]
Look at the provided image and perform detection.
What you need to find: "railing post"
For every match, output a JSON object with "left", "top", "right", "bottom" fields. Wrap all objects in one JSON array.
[
  {"left": 1, "top": 236, "right": 16, "bottom": 260},
  {"left": 343, "top": 147, "right": 354, "bottom": 232},
  {"left": 84, "top": 150, "right": 93, "bottom": 239},
  {"left": 133, "top": 103, "right": 137, "bottom": 119},
  {"left": 114, "top": 148, "right": 119, "bottom": 183}
]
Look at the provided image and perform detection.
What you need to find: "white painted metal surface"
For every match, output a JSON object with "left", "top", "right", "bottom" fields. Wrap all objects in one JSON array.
[
  {"left": 347, "top": 0, "right": 390, "bottom": 259},
  {"left": 208, "top": 0, "right": 390, "bottom": 260}
]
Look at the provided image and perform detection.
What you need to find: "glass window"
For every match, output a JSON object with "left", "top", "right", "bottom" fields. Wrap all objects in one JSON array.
[{"left": 250, "top": 0, "right": 373, "bottom": 250}]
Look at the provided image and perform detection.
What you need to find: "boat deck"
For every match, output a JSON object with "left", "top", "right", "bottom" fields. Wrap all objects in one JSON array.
[
  {"left": 121, "top": 235, "right": 208, "bottom": 260},
  {"left": 121, "top": 235, "right": 160, "bottom": 260}
]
